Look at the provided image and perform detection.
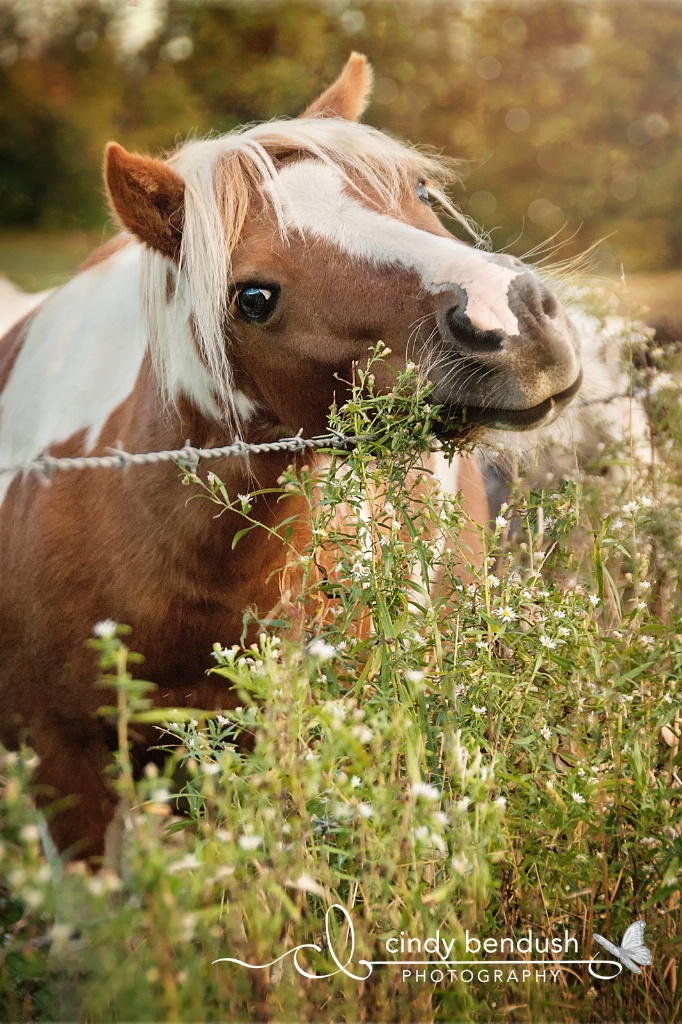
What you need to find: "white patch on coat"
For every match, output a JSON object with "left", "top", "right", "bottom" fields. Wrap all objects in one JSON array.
[
  {"left": 0, "top": 277, "right": 52, "bottom": 337},
  {"left": 0, "top": 243, "right": 230, "bottom": 505},
  {"left": 275, "top": 160, "right": 521, "bottom": 336}
]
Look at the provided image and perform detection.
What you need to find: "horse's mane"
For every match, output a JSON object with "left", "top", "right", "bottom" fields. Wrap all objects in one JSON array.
[{"left": 143, "top": 116, "right": 472, "bottom": 428}]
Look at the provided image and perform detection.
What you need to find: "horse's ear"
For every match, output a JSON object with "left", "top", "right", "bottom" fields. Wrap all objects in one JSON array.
[
  {"left": 105, "top": 143, "right": 185, "bottom": 261},
  {"left": 302, "top": 52, "right": 374, "bottom": 121}
]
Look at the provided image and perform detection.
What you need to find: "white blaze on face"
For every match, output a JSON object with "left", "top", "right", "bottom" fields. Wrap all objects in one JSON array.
[{"left": 276, "top": 160, "right": 522, "bottom": 336}]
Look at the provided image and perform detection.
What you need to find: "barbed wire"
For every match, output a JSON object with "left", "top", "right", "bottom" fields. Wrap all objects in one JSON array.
[
  {"left": 575, "top": 391, "right": 635, "bottom": 409},
  {"left": 0, "top": 430, "right": 360, "bottom": 484},
  {"left": 0, "top": 391, "right": 635, "bottom": 484}
]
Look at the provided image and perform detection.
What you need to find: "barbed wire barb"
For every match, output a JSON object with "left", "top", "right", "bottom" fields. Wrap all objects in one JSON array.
[
  {"left": 0, "top": 390, "right": 631, "bottom": 482},
  {"left": 0, "top": 430, "right": 361, "bottom": 482}
]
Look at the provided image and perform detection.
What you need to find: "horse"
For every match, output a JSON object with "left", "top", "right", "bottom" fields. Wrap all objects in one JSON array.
[
  {"left": 0, "top": 54, "right": 581, "bottom": 863},
  {"left": 0, "top": 275, "right": 51, "bottom": 338}
]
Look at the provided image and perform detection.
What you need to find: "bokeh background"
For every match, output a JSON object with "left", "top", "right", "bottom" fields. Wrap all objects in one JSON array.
[{"left": 1, "top": 0, "right": 681, "bottom": 300}]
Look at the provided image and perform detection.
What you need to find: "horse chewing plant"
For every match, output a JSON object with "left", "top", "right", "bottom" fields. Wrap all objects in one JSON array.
[{"left": 1, "top": 322, "right": 681, "bottom": 1023}]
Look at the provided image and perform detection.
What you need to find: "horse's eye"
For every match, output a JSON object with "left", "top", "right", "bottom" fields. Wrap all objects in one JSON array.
[
  {"left": 416, "top": 181, "right": 430, "bottom": 205},
  {"left": 236, "top": 285, "right": 279, "bottom": 323}
]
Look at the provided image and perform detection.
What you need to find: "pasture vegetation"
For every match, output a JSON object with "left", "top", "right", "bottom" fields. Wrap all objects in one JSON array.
[
  {"left": 1, "top": 323, "right": 681, "bottom": 1024},
  {"left": 0, "top": 229, "right": 114, "bottom": 293}
]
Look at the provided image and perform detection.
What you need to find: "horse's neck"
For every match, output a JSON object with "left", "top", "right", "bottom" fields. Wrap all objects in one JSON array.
[
  {"left": 0, "top": 241, "right": 218, "bottom": 491},
  {"left": 0, "top": 242, "right": 148, "bottom": 487},
  {"left": 0, "top": 239, "right": 311, "bottom": 576}
]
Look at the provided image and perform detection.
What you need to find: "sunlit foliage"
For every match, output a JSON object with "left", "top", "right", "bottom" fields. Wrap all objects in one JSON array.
[{"left": 0, "top": 0, "right": 681, "bottom": 272}]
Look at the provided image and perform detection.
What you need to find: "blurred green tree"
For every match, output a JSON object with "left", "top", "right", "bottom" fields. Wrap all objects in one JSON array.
[{"left": 0, "top": 0, "right": 680, "bottom": 272}]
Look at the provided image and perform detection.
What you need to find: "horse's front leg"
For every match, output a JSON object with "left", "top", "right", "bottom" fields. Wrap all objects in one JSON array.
[{"left": 29, "top": 714, "right": 119, "bottom": 864}]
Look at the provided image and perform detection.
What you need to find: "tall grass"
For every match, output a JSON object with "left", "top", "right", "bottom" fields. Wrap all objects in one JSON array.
[{"left": 1, "top": 325, "right": 680, "bottom": 1023}]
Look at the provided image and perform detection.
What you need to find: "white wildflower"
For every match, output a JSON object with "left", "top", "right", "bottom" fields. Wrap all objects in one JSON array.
[
  {"left": 93, "top": 619, "right": 117, "bottom": 639},
  {"left": 495, "top": 515, "right": 507, "bottom": 529},
  {"left": 541, "top": 725, "right": 552, "bottom": 741},
  {"left": 22, "top": 889, "right": 44, "bottom": 909},
  {"left": 539, "top": 635, "right": 557, "bottom": 649},
  {"left": 168, "top": 854, "right": 200, "bottom": 873},
  {"left": 238, "top": 834, "right": 263, "bottom": 851},
  {"left": 50, "top": 923, "right": 75, "bottom": 945},
  {"left": 405, "top": 669, "right": 425, "bottom": 684},
  {"left": 289, "top": 873, "right": 324, "bottom": 896},
  {"left": 588, "top": 595, "right": 600, "bottom": 607},
  {"left": 357, "top": 803, "right": 374, "bottom": 819},
  {"left": 331, "top": 802, "right": 354, "bottom": 822},
  {"left": 493, "top": 605, "right": 517, "bottom": 622},
  {"left": 212, "top": 647, "right": 233, "bottom": 661},
  {"left": 649, "top": 371, "right": 676, "bottom": 393},
  {"left": 307, "top": 638, "right": 336, "bottom": 660},
  {"left": 352, "top": 725, "right": 373, "bottom": 744},
  {"left": 412, "top": 781, "right": 440, "bottom": 802},
  {"left": 571, "top": 791, "right": 586, "bottom": 804}
]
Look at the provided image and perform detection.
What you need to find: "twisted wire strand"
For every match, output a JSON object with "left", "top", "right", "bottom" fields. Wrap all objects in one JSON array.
[
  {"left": 0, "top": 430, "right": 359, "bottom": 484},
  {"left": 0, "top": 391, "right": 632, "bottom": 483},
  {"left": 574, "top": 391, "right": 634, "bottom": 409}
]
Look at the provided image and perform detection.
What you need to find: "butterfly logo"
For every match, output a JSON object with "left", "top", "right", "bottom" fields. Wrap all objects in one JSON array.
[{"left": 592, "top": 920, "right": 652, "bottom": 975}]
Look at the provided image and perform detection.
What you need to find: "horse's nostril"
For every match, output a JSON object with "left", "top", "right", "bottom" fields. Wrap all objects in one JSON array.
[
  {"left": 447, "top": 299, "right": 463, "bottom": 321},
  {"left": 445, "top": 306, "right": 505, "bottom": 353},
  {"left": 541, "top": 290, "right": 560, "bottom": 318},
  {"left": 513, "top": 275, "right": 561, "bottom": 320},
  {"left": 446, "top": 306, "right": 466, "bottom": 334}
]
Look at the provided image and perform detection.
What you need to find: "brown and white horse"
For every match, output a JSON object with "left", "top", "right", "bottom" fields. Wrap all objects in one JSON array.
[{"left": 0, "top": 55, "right": 581, "bottom": 861}]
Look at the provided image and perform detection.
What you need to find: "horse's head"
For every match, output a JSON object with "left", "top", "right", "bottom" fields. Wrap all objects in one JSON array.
[{"left": 105, "top": 54, "right": 581, "bottom": 439}]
